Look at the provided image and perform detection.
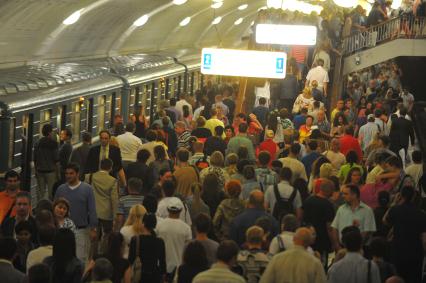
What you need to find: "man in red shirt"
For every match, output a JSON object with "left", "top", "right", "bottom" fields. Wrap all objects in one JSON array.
[
  {"left": 0, "top": 170, "right": 21, "bottom": 224},
  {"left": 257, "top": 130, "right": 278, "bottom": 162},
  {"left": 339, "top": 126, "right": 363, "bottom": 162}
]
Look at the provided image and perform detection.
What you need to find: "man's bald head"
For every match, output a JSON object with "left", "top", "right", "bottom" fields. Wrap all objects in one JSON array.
[
  {"left": 293, "top": 227, "right": 313, "bottom": 248},
  {"left": 385, "top": 276, "right": 405, "bottom": 283},
  {"left": 248, "top": 190, "right": 264, "bottom": 209}
]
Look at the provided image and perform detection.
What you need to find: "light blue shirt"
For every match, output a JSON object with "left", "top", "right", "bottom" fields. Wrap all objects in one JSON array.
[
  {"left": 358, "top": 122, "right": 379, "bottom": 150},
  {"left": 331, "top": 202, "right": 376, "bottom": 239},
  {"left": 328, "top": 252, "right": 381, "bottom": 283}
]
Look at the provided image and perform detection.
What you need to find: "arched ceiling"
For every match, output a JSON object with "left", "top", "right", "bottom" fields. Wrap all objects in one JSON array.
[{"left": 0, "top": 0, "right": 268, "bottom": 67}]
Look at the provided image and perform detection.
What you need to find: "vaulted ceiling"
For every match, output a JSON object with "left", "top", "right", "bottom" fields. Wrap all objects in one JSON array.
[{"left": 0, "top": 0, "right": 267, "bottom": 67}]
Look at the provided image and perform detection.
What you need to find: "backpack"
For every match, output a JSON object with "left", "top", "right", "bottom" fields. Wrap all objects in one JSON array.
[
  {"left": 272, "top": 184, "right": 297, "bottom": 222},
  {"left": 195, "top": 155, "right": 210, "bottom": 171},
  {"left": 276, "top": 235, "right": 286, "bottom": 252},
  {"left": 236, "top": 251, "right": 270, "bottom": 283}
]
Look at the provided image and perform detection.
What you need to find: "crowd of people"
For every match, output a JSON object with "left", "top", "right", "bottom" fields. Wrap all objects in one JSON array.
[
  {"left": 0, "top": 2, "right": 426, "bottom": 283},
  {"left": 0, "top": 54, "right": 424, "bottom": 283}
]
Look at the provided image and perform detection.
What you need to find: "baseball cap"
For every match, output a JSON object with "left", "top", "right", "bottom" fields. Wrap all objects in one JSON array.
[
  {"left": 167, "top": 199, "right": 183, "bottom": 213},
  {"left": 367, "top": 114, "right": 375, "bottom": 120}
]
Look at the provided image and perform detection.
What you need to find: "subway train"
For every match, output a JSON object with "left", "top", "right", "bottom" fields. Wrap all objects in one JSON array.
[{"left": 0, "top": 53, "right": 203, "bottom": 189}]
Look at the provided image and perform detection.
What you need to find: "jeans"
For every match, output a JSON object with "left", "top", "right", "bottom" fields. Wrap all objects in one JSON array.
[
  {"left": 75, "top": 228, "right": 90, "bottom": 264},
  {"left": 93, "top": 219, "right": 113, "bottom": 256},
  {"left": 35, "top": 171, "right": 57, "bottom": 201}
]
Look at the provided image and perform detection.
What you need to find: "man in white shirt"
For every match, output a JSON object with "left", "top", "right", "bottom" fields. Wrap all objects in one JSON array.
[
  {"left": 306, "top": 59, "right": 329, "bottom": 97},
  {"left": 116, "top": 122, "right": 142, "bottom": 168},
  {"left": 265, "top": 167, "right": 303, "bottom": 220},
  {"left": 156, "top": 180, "right": 192, "bottom": 226},
  {"left": 157, "top": 199, "right": 192, "bottom": 280},
  {"left": 175, "top": 94, "right": 193, "bottom": 117}
]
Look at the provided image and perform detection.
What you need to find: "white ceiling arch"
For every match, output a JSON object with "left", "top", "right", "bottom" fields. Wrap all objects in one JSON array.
[{"left": 0, "top": 0, "right": 266, "bottom": 67}]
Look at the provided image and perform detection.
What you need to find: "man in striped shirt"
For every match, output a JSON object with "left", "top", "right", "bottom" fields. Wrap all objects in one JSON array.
[
  {"left": 116, "top": 178, "right": 144, "bottom": 227},
  {"left": 175, "top": 121, "right": 192, "bottom": 150}
]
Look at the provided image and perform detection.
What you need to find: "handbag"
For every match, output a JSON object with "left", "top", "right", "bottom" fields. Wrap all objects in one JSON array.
[{"left": 131, "top": 236, "right": 142, "bottom": 283}]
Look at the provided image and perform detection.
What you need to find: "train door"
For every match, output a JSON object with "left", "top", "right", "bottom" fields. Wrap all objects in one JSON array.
[
  {"left": 21, "top": 113, "right": 34, "bottom": 191},
  {"left": 57, "top": 105, "right": 66, "bottom": 133}
]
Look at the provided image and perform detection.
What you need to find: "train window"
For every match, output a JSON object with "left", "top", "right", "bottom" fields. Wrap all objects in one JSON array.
[
  {"left": 87, "top": 98, "right": 94, "bottom": 133},
  {"left": 158, "top": 78, "right": 165, "bottom": 104},
  {"left": 8, "top": 118, "right": 15, "bottom": 168},
  {"left": 170, "top": 77, "right": 176, "bottom": 98},
  {"left": 178, "top": 75, "right": 182, "bottom": 96},
  {"left": 98, "top": 95, "right": 106, "bottom": 131},
  {"left": 149, "top": 83, "right": 156, "bottom": 120},
  {"left": 190, "top": 72, "right": 195, "bottom": 95},
  {"left": 39, "top": 109, "right": 52, "bottom": 135},
  {"left": 71, "top": 101, "right": 81, "bottom": 143},
  {"left": 144, "top": 84, "right": 150, "bottom": 117},
  {"left": 165, "top": 78, "right": 170, "bottom": 99},
  {"left": 130, "top": 88, "right": 136, "bottom": 109},
  {"left": 135, "top": 86, "right": 141, "bottom": 107},
  {"left": 115, "top": 92, "right": 121, "bottom": 116}
]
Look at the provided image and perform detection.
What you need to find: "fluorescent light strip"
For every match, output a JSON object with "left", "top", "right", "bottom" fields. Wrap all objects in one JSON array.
[
  {"left": 201, "top": 48, "right": 287, "bottom": 79},
  {"left": 256, "top": 24, "right": 317, "bottom": 45}
]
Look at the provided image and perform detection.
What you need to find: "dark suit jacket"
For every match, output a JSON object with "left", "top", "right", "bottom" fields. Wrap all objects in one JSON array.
[
  {"left": 125, "top": 161, "right": 152, "bottom": 193},
  {"left": 0, "top": 261, "right": 26, "bottom": 283},
  {"left": 85, "top": 145, "right": 123, "bottom": 177},
  {"left": 389, "top": 117, "right": 415, "bottom": 150},
  {"left": 1, "top": 216, "right": 38, "bottom": 245}
]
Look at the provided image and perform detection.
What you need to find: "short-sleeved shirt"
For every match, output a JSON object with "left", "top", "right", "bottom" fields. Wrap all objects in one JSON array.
[
  {"left": 265, "top": 181, "right": 302, "bottom": 211},
  {"left": 117, "top": 194, "right": 144, "bottom": 219},
  {"left": 331, "top": 202, "right": 376, "bottom": 239}
]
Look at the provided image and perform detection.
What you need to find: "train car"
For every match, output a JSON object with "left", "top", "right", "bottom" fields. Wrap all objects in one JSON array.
[{"left": 0, "top": 53, "right": 202, "bottom": 190}]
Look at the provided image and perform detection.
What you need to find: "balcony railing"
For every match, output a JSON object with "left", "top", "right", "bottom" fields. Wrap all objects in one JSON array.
[{"left": 343, "top": 15, "right": 426, "bottom": 55}]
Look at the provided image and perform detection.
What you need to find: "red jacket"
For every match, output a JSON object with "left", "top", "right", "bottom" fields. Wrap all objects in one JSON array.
[{"left": 339, "top": 134, "right": 363, "bottom": 161}]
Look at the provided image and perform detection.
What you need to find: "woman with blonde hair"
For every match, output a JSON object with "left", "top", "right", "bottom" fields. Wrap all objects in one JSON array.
[
  {"left": 119, "top": 204, "right": 146, "bottom": 258},
  {"left": 292, "top": 87, "right": 315, "bottom": 114}
]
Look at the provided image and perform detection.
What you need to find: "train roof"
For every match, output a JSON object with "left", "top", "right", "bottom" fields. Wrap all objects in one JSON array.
[{"left": 0, "top": 52, "right": 200, "bottom": 112}]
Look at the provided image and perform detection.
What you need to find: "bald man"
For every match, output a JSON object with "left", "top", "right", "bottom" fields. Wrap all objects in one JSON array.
[
  {"left": 385, "top": 276, "right": 405, "bottom": 283},
  {"left": 229, "top": 190, "right": 279, "bottom": 246},
  {"left": 260, "top": 227, "right": 326, "bottom": 283}
]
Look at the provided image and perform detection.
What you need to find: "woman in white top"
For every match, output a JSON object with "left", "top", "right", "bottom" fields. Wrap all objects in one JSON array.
[{"left": 119, "top": 204, "right": 146, "bottom": 258}]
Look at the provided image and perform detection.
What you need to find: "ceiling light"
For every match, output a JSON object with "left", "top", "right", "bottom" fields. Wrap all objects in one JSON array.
[
  {"left": 238, "top": 4, "right": 248, "bottom": 10},
  {"left": 251, "top": 21, "right": 255, "bottom": 26},
  {"left": 63, "top": 10, "right": 82, "bottom": 25},
  {"left": 212, "top": 16, "right": 222, "bottom": 25},
  {"left": 267, "top": 0, "right": 282, "bottom": 9},
  {"left": 234, "top": 17, "right": 243, "bottom": 25},
  {"left": 212, "top": 0, "right": 223, "bottom": 2},
  {"left": 180, "top": 16, "right": 191, "bottom": 26},
  {"left": 133, "top": 14, "right": 149, "bottom": 27},
  {"left": 333, "top": 0, "right": 357, "bottom": 8},
  {"left": 173, "top": 0, "right": 187, "bottom": 5},
  {"left": 211, "top": 2, "right": 223, "bottom": 8},
  {"left": 258, "top": 6, "right": 268, "bottom": 11}
]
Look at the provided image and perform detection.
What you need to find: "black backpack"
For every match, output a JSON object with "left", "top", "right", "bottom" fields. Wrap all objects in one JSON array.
[{"left": 272, "top": 184, "right": 297, "bottom": 222}]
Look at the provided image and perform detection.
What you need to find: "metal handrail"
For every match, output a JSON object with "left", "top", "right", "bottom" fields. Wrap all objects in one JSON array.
[{"left": 343, "top": 15, "right": 426, "bottom": 55}]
